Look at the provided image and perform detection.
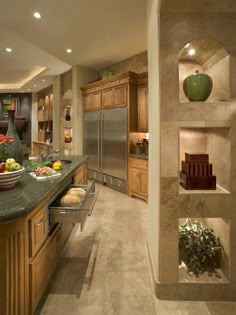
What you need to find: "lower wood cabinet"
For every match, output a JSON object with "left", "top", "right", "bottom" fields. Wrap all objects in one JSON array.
[
  {"left": 30, "top": 227, "right": 59, "bottom": 314},
  {"left": 73, "top": 163, "right": 87, "bottom": 185},
  {"left": 0, "top": 163, "right": 88, "bottom": 315},
  {"left": 128, "top": 157, "right": 148, "bottom": 201},
  {"left": 29, "top": 204, "right": 48, "bottom": 258}
]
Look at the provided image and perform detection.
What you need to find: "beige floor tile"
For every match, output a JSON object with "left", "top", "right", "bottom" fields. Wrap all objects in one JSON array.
[
  {"left": 154, "top": 298, "right": 211, "bottom": 315},
  {"left": 206, "top": 302, "right": 236, "bottom": 315}
]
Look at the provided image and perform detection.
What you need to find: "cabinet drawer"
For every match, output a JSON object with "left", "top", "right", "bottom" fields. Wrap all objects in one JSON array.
[
  {"left": 30, "top": 228, "right": 58, "bottom": 314},
  {"left": 129, "top": 157, "right": 148, "bottom": 170},
  {"left": 29, "top": 205, "right": 48, "bottom": 258},
  {"left": 48, "top": 181, "right": 98, "bottom": 230}
]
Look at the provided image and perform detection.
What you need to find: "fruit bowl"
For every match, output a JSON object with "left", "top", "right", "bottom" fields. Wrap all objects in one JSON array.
[{"left": 0, "top": 167, "right": 25, "bottom": 190}]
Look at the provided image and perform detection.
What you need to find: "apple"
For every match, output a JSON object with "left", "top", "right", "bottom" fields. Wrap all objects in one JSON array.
[
  {"left": 6, "top": 158, "right": 15, "bottom": 165},
  {"left": 10, "top": 162, "right": 21, "bottom": 172},
  {"left": 0, "top": 162, "right": 5, "bottom": 173}
]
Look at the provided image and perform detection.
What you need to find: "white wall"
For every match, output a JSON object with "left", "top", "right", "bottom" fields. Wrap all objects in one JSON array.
[{"left": 147, "top": 0, "right": 161, "bottom": 282}]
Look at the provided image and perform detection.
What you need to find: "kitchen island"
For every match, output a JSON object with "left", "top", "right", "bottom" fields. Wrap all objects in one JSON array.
[{"left": 0, "top": 155, "right": 89, "bottom": 315}]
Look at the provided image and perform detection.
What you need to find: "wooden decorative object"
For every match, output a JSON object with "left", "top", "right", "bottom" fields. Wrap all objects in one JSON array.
[{"left": 180, "top": 153, "right": 216, "bottom": 190}]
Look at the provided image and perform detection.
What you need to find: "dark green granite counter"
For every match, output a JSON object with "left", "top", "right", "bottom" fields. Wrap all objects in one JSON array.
[
  {"left": 0, "top": 155, "right": 89, "bottom": 223},
  {"left": 129, "top": 153, "right": 149, "bottom": 160}
]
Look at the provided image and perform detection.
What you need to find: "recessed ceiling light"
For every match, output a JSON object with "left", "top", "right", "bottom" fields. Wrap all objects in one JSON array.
[
  {"left": 27, "top": 88, "right": 31, "bottom": 91},
  {"left": 34, "top": 84, "right": 37, "bottom": 87},
  {"left": 188, "top": 48, "right": 195, "bottom": 56},
  {"left": 42, "top": 79, "right": 45, "bottom": 82},
  {"left": 66, "top": 48, "right": 72, "bottom": 53},
  {"left": 33, "top": 12, "right": 41, "bottom": 19},
  {"left": 5, "top": 48, "right": 12, "bottom": 52},
  {"left": 184, "top": 43, "right": 190, "bottom": 49},
  {"left": 21, "top": 91, "right": 24, "bottom": 93}
]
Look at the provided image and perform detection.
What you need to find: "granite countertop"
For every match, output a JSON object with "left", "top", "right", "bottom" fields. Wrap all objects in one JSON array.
[
  {"left": 129, "top": 153, "right": 149, "bottom": 160},
  {"left": 0, "top": 155, "right": 89, "bottom": 223}
]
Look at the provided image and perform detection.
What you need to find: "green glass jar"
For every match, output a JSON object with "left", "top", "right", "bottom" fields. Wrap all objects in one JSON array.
[{"left": 183, "top": 70, "right": 213, "bottom": 101}]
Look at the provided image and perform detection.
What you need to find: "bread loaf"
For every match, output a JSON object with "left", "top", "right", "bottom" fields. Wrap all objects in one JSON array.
[
  {"left": 60, "top": 194, "right": 80, "bottom": 206},
  {"left": 67, "top": 187, "right": 86, "bottom": 197}
]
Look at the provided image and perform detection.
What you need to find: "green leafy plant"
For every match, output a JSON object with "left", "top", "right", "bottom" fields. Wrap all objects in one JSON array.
[{"left": 179, "top": 219, "right": 223, "bottom": 277}]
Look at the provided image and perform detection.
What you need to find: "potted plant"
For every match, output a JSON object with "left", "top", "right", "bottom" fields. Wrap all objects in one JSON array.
[{"left": 179, "top": 219, "right": 223, "bottom": 277}]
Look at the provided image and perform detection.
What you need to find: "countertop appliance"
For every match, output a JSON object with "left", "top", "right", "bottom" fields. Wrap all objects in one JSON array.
[{"left": 83, "top": 108, "right": 128, "bottom": 192}]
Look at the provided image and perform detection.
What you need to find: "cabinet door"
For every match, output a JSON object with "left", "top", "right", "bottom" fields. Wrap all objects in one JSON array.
[
  {"left": 30, "top": 229, "right": 59, "bottom": 314},
  {"left": 102, "top": 84, "right": 127, "bottom": 109},
  {"left": 139, "top": 169, "right": 148, "bottom": 197},
  {"left": 102, "top": 87, "right": 113, "bottom": 108},
  {"left": 113, "top": 84, "right": 127, "bottom": 108},
  {"left": 29, "top": 205, "right": 48, "bottom": 258},
  {"left": 128, "top": 167, "right": 140, "bottom": 194},
  {"left": 83, "top": 93, "right": 91, "bottom": 111},
  {"left": 91, "top": 91, "right": 102, "bottom": 110},
  {"left": 138, "top": 84, "right": 148, "bottom": 132},
  {"left": 83, "top": 91, "right": 101, "bottom": 111}
]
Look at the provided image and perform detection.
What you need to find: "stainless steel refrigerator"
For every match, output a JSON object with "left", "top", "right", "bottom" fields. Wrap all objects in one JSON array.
[{"left": 83, "top": 108, "right": 128, "bottom": 192}]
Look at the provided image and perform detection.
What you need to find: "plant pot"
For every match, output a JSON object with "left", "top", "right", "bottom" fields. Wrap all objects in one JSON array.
[{"left": 183, "top": 70, "right": 213, "bottom": 101}]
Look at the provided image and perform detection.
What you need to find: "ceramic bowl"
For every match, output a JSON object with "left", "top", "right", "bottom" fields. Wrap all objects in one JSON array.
[{"left": 0, "top": 167, "right": 25, "bottom": 190}]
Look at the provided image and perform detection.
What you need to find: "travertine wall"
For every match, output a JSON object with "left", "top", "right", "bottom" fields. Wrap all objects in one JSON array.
[
  {"left": 100, "top": 51, "right": 148, "bottom": 76},
  {"left": 158, "top": 10, "right": 236, "bottom": 300}
]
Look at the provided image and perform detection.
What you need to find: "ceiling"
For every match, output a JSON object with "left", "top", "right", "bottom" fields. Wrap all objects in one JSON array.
[{"left": 0, "top": 0, "right": 147, "bottom": 93}]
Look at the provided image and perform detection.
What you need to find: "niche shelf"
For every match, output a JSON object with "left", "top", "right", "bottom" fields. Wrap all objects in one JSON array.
[
  {"left": 179, "top": 127, "right": 231, "bottom": 194},
  {"left": 178, "top": 217, "right": 230, "bottom": 284},
  {"left": 178, "top": 38, "right": 230, "bottom": 103}
]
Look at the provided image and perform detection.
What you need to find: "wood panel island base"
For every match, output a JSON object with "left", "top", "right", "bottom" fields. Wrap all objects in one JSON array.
[{"left": 0, "top": 156, "right": 94, "bottom": 315}]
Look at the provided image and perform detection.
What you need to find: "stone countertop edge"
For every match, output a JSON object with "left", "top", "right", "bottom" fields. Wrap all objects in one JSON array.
[
  {"left": 0, "top": 155, "right": 89, "bottom": 224},
  {"left": 129, "top": 153, "right": 149, "bottom": 160}
]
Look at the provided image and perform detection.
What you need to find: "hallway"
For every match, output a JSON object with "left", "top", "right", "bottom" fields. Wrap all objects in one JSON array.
[{"left": 39, "top": 184, "right": 236, "bottom": 315}]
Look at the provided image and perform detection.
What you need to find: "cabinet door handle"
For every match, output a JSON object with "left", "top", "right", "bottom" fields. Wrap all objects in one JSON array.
[{"left": 36, "top": 218, "right": 44, "bottom": 227}]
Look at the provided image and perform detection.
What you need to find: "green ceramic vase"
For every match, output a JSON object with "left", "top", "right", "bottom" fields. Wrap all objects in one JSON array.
[
  {"left": 183, "top": 70, "right": 213, "bottom": 101},
  {"left": 6, "top": 110, "right": 24, "bottom": 164}
]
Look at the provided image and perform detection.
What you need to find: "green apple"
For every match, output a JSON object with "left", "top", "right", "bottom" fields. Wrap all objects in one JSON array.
[
  {"left": 6, "top": 158, "right": 16, "bottom": 165},
  {"left": 10, "top": 162, "right": 21, "bottom": 172}
]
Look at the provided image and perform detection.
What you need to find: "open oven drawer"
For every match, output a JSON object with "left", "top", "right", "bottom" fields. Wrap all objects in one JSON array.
[{"left": 48, "top": 180, "right": 98, "bottom": 230}]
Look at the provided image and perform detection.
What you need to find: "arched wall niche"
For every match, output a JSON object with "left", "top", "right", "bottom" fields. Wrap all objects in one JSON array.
[{"left": 178, "top": 38, "right": 230, "bottom": 103}]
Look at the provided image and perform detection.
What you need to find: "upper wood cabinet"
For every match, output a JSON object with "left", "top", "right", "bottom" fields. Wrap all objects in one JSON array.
[
  {"left": 137, "top": 72, "right": 148, "bottom": 132},
  {"left": 102, "top": 84, "right": 127, "bottom": 109},
  {"left": 83, "top": 90, "right": 102, "bottom": 112},
  {"left": 81, "top": 72, "right": 137, "bottom": 114},
  {"left": 138, "top": 83, "right": 148, "bottom": 132}
]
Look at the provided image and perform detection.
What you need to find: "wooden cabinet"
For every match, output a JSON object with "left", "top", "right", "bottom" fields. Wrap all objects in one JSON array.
[
  {"left": 81, "top": 72, "right": 138, "bottom": 114},
  {"left": 37, "top": 86, "right": 53, "bottom": 145},
  {"left": 73, "top": 163, "right": 87, "bottom": 185},
  {"left": 138, "top": 83, "right": 148, "bottom": 132},
  {"left": 0, "top": 163, "right": 88, "bottom": 315},
  {"left": 102, "top": 84, "right": 127, "bottom": 109},
  {"left": 83, "top": 90, "right": 102, "bottom": 111},
  {"left": 32, "top": 141, "right": 53, "bottom": 158},
  {"left": 29, "top": 204, "right": 48, "bottom": 258},
  {"left": 128, "top": 157, "right": 148, "bottom": 201},
  {"left": 30, "top": 227, "right": 59, "bottom": 314}
]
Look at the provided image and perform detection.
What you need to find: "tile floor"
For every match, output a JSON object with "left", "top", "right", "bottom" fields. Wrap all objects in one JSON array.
[{"left": 38, "top": 184, "right": 236, "bottom": 315}]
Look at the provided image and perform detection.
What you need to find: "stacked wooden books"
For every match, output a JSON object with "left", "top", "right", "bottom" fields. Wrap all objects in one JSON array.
[{"left": 180, "top": 153, "right": 216, "bottom": 190}]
